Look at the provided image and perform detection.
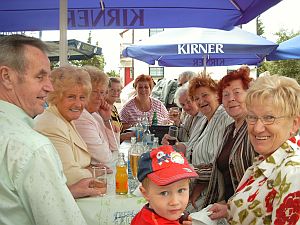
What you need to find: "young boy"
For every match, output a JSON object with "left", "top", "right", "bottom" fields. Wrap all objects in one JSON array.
[{"left": 131, "top": 145, "right": 198, "bottom": 225}]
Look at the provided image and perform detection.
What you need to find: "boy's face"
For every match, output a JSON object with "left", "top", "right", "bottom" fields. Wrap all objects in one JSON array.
[{"left": 140, "top": 178, "right": 190, "bottom": 221}]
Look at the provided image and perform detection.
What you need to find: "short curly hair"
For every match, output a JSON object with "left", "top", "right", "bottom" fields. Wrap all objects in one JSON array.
[
  {"left": 188, "top": 74, "right": 218, "bottom": 101},
  {"left": 134, "top": 74, "right": 154, "bottom": 90},
  {"left": 47, "top": 65, "right": 92, "bottom": 105},
  {"left": 83, "top": 65, "right": 108, "bottom": 87},
  {"left": 246, "top": 75, "right": 300, "bottom": 118},
  {"left": 218, "top": 66, "right": 253, "bottom": 104}
]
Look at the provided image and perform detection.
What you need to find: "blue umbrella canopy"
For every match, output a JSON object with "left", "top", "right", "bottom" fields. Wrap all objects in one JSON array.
[
  {"left": 0, "top": 0, "right": 281, "bottom": 31},
  {"left": 122, "top": 27, "right": 278, "bottom": 67},
  {"left": 267, "top": 35, "right": 300, "bottom": 61}
]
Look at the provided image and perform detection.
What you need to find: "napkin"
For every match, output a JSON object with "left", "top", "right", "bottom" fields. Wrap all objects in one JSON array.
[{"left": 190, "top": 205, "right": 217, "bottom": 225}]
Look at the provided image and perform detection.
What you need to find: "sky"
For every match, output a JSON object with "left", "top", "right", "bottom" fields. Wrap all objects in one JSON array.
[{"left": 32, "top": 0, "right": 300, "bottom": 72}]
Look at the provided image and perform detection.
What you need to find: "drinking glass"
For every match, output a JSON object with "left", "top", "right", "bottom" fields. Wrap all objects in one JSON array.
[
  {"left": 91, "top": 166, "right": 107, "bottom": 196},
  {"left": 168, "top": 125, "right": 178, "bottom": 145},
  {"left": 130, "top": 143, "right": 143, "bottom": 180}
]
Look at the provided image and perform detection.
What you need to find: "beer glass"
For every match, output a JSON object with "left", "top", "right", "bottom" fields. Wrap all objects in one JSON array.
[
  {"left": 130, "top": 143, "right": 143, "bottom": 180},
  {"left": 91, "top": 166, "right": 107, "bottom": 196},
  {"left": 168, "top": 125, "right": 178, "bottom": 145}
]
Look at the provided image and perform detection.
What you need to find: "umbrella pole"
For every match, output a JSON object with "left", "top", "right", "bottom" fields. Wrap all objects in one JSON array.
[{"left": 59, "top": 0, "right": 68, "bottom": 66}]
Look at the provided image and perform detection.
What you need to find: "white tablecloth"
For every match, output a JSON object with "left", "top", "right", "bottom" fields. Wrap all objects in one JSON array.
[
  {"left": 76, "top": 194, "right": 145, "bottom": 225},
  {"left": 76, "top": 141, "right": 146, "bottom": 225}
]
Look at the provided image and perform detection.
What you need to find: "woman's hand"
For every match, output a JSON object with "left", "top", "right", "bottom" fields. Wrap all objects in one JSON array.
[
  {"left": 190, "top": 183, "right": 207, "bottom": 209},
  {"left": 120, "top": 132, "right": 135, "bottom": 142},
  {"left": 98, "top": 99, "right": 112, "bottom": 121},
  {"left": 161, "top": 134, "right": 171, "bottom": 145},
  {"left": 208, "top": 203, "right": 228, "bottom": 220}
]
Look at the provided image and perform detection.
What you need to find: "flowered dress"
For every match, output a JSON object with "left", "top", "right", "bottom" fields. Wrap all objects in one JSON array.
[{"left": 228, "top": 135, "right": 300, "bottom": 225}]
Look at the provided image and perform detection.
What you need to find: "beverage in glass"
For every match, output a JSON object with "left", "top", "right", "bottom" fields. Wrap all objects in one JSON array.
[
  {"left": 130, "top": 153, "right": 140, "bottom": 178},
  {"left": 91, "top": 166, "right": 107, "bottom": 196},
  {"left": 168, "top": 125, "right": 178, "bottom": 146},
  {"left": 129, "top": 143, "right": 143, "bottom": 179}
]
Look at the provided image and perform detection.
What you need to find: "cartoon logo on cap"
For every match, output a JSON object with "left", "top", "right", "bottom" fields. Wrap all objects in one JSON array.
[
  {"left": 170, "top": 152, "right": 184, "bottom": 164},
  {"left": 156, "top": 151, "right": 184, "bottom": 166},
  {"left": 156, "top": 151, "right": 171, "bottom": 165}
]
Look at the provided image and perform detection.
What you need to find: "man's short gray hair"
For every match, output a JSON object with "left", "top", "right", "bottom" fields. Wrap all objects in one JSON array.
[
  {"left": 0, "top": 35, "right": 49, "bottom": 76},
  {"left": 178, "top": 71, "right": 196, "bottom": 82}
]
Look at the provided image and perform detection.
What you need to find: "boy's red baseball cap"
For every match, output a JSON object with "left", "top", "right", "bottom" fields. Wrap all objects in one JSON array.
[{"left": 137, "top": 145, "right": 198, "bottom": 185}]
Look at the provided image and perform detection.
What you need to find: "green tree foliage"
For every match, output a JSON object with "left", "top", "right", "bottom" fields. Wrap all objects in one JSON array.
[
  {"left": 70, "top": 55, "right": 105, "bottom": 70},
  {"left": 256, "top": 16, "right": 265, "bottom": 36},
  {"left": 107, "top": 70, "right": 120, "bottom": 77},
  {"left": 258, "top": 29, "right": 300, "bottom": 83}
]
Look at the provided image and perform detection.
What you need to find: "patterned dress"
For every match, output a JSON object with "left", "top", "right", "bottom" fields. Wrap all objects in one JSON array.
[
  {"left": 120, "top": 97, "right": 169, "bottom": 125},
  {"left": 228, "top": 135, "right": 300, "bottom": 225}
]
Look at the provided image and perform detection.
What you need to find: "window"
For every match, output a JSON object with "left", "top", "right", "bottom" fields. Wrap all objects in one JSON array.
[
  {"left": 149, "top": 28, "right": 164, "bottom": 37},
  {"left": 149, "top": 67, "right": 164, "bottom": 78}
]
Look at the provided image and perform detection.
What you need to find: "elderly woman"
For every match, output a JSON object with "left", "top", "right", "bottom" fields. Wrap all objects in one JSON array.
[
  {"left": 34, "top": 66, "right": 93, "bottom": 186},
  {"left": 106, "top": 77, "right": 123, "bottom": 131},
  {"left": 195, "top": 67, "right": 256, "bottom": 211},
  {"left": 106, "top": 77, "right": 135, "bottom": 142},
  {"left": 74, "top": 66, "right": 119, "bottom": 166},
  {"left": 172, "top": 82, "right": 200, "bottom": 142},
  {"left": 120, "top": 74, "right": 169, "bottom": 129},
  {"left": 209, "top": 75, "right": 300, "bottom": 224}
]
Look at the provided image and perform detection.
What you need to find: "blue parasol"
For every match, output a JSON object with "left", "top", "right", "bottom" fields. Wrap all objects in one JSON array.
[
  {"left": 122, "top": 27, "right": 278, "bottom": 68},
  {"left": 267, "top": 35, "right": 300, "bottom": 61}
]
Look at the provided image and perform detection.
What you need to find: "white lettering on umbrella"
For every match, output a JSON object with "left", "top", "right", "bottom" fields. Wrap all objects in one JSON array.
[{"left": 178, "top": 44, "right": 224, "bottom": 54}]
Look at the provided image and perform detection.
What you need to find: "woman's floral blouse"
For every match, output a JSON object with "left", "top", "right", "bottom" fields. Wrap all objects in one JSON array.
[{"left": 228, "top": 135, "right": 300, "bottom": 225}]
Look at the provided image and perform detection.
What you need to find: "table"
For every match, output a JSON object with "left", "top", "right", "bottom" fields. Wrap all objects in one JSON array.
[
  {"left": 76, "top": 193, "right": 145, "bottom": 225},
  {"left": 76, "top": 141, "right": 146, "bottom": 225}
]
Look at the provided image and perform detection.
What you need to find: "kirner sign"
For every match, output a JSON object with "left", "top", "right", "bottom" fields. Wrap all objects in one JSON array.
[
  {"left": 68, "top": 9, "right": 144, "bottom": 28},
  {"left": 178, "top": 44, "right": 224, "bottom": 55}
]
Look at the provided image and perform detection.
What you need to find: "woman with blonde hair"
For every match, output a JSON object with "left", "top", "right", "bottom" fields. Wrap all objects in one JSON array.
[
  {"left": 209, "top": 75, "right": 300, "bottom": 224},
  {"left": 35, "top": 66, "right": 94, "bottom": 186}
]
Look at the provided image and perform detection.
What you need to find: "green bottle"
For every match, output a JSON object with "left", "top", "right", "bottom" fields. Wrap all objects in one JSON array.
[{"left": 152, "top": 111, "right": 158, "bottom": 126}]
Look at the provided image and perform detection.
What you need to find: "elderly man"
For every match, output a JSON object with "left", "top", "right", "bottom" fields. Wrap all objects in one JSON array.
[{"left": 0, "top": 35, "right": 99, "bottom": 225}]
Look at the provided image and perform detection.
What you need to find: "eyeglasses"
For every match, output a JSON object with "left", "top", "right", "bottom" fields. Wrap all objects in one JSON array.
[{"left": 246, "top": 115, "right": 287, "bottom": 125}]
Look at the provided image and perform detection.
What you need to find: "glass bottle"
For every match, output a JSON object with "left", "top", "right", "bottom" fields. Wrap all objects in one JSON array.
[
  {"left": 141, "top": 112, "right": 149, "bottom": 130},
  {"left": 152, "top": 111, "right": 158, "bottom": 126},
  {"left": 135, "top": 117, "right": 143, "bottom": 142},
  {"left": 115, "top": 153, "right": 128, "bottom": 195},
  {"left": 143, "top": 123, "right": 152, "bottom": 150}
]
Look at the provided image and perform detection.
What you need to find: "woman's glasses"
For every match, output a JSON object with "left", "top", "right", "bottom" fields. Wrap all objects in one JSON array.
[{"left": 246, "top": 115, "right": 287, "bottom": 125}]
